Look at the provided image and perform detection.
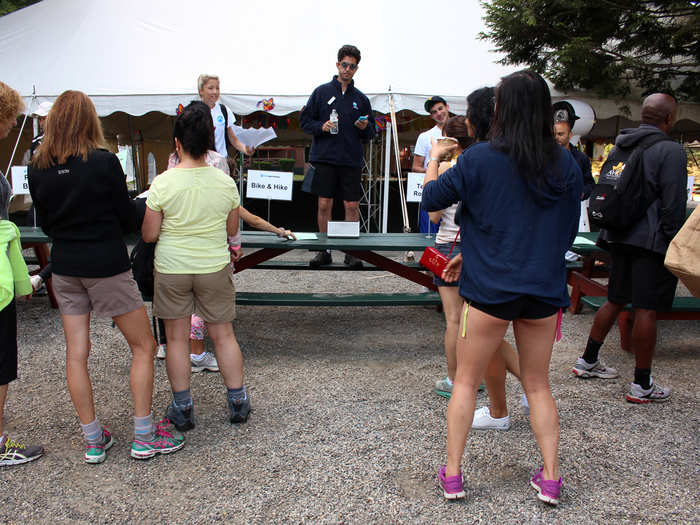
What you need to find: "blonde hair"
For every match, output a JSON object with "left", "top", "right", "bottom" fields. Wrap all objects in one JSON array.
[
  {"left": 0, "top": 81, "right": 25, "bottom": 125},
  {"left": 197, "top": 74, "right": 220, "bottom": 92},
  {"left": 32, "top": 90, "right": 105, "bottom": 169}
]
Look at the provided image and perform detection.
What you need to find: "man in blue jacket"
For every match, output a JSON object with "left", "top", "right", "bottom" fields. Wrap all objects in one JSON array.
[{"left": 301, "top": 44, "right": 376, "bottom": 268}]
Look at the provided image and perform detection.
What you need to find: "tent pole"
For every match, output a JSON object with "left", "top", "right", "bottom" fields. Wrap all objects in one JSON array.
[
  {"left": 388, "top": 93, "right": 410, "bottom": 232},
  {"left": 382, "top": 115, "right": 391, "bottom": 233},
  {"left": 367, "top": 140, "right": 373, "bottom": 233},
  {"left": 5, "top": 87, "right": 36, "bottom": 176}
]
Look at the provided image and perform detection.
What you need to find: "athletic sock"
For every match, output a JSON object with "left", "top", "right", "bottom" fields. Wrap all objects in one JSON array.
[
  {"left": 634, "top": 368, "right": 652, "bottom": 390},
  {"left": 134, "top": 413, "right": 155, "bottom": 442},
  {"left": 173, "top": 388, "right": 193, "bottom": 408},
  {"left": 582, "top": 337, "right": 603, "bottom": 364},
  {"left": 227, "top": 385, "right": 247, "bottom": 403},
  {"left": 80, "top": 419, "right": 103, "bottom": 444}
]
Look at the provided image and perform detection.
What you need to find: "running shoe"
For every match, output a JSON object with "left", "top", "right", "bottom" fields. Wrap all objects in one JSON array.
[
  {"left": 438, "top": 465, "right": 466, "bottom": 500},
  {"left": 626, "top": 381, "right": 671, "bottom": 404},
  {"left": 571, "top": 358, "right": 619, "bottom": 379},
  {"left": 228, "top": 396, "right": 251, "bottom": 424},
  {"left": 434, "top": 376, "right": 453, "bottom": 398},
  {"left": 130, "top": 419, "right": 185, "bottom": 459},
  {"left": 84, "top": 428, "right": 113, "bottom": 464},
  {"left": 190, "top": 351, "right": 219, "bottom": 372},
  {"left": 472, "top": 406, "right": 510, "bottom": 430},
  {"left": 166, "top": 401, "right": 195, "bottom": 431},
  {"left": 530, "top": 467, "right": 562, "bottom": 505},
  {"left": 0, "top": 434, "right": 44, "bottom": 467}
]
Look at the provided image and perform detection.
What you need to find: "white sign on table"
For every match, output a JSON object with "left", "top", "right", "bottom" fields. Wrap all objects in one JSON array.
[
  {"left": 10, "top": 166, "right": 29, "bottom": 195},
  {"left": 406, "top": 172, "right": 424, "bottom": 202},
  {"left": 246, "top": 170, "right": 293, "bottom": 201}
]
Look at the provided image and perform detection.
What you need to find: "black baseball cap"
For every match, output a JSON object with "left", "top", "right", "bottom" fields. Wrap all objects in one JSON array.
[
  {"left": 425, "top": 96, "right": 447, "bottom": 113},
  {"left": 552, "top": 101, "right": 580, "bottom": 129}
]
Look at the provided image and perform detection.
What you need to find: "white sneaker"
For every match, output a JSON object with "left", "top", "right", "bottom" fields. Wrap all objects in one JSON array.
[
  {"left": 156, "top": 344, "right": 166, "bottom": 360},
  {"left": 472, "top": 406, "right": 511, "bottom": 430},
  {"left": 30, "top": 275, "right": 43, "bottom": 291},
  {"left": 190, "top": 351, "right": 219, "bottom": 372},
  {"left": 626, "top": 380, "right": 670, "bottom": 404},
  {"left": 571, "top": 357, "right": 619, "bottom": 379},
  {"left": 521, "top": 393, "right": 530, "bottom": 415}
]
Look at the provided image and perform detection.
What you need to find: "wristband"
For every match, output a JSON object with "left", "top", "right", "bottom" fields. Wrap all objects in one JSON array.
[{"left": 429, "top": 157, "right": 440, "bottom": 163}]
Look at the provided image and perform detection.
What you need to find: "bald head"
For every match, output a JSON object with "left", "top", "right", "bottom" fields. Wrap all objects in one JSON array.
[{"left": 641, "top": 93, "right": 677, "bottom": 132}]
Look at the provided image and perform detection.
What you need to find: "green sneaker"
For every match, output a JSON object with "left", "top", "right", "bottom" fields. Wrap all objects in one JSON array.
[
  {"left": 84, "top": 428, "right": 113, "bottom": 464},
  {"left": 130, "top": 419, "right": 185, "bottom": 460},
  {"left": 434, "top": 376, "right": 453, "bottom": 398}
]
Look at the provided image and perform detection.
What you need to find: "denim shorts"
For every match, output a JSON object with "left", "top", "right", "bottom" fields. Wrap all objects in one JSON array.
[{"left": 432, "top": 242, "right": 461, "bottom": 287}]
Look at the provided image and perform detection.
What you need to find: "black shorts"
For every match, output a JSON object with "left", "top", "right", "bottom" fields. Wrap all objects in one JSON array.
[
  {"left": 433, "top": 242, "right": 460, "bottom": 287},
  {"left": 607, "top": 243, "right": 677, "bottom": 310},
  {"left": 465, "top": 295, "right": 560, "bottom": 321},
  {"left": 311, "top": 162, "right": 362, "bottom": 202},
  {"left": 0, "top": 300, "right": 18, "bottom": 386}
]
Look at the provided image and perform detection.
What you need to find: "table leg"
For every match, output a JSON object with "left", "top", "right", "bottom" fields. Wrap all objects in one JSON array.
[
  {"left": 342, "top": 250, "right": 438, "bottom": 291},
  {"left": 234, "top": 248, "right": 289, "bottom": 273}
]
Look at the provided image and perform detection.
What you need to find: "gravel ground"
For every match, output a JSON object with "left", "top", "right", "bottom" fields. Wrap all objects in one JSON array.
[{"left": 1, "top": 249, "right": 698, "bottom": 524}]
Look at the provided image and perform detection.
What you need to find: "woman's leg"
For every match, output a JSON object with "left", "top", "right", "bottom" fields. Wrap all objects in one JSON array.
[
  {"left": 446, "top": 305, "right": 509, "bottom": 477},
  {"left": 513, "top": 314, "right": 559, "bottom": 481},
  {"left": 62, "top": 313, "right": 95, "bottom": 424},
  {"left": 206, "top": 322, "right": 243, "bottom": 389},
  {"left": 113, "top": 306, "right": 156, "bottom": 418},
  {"left": 483, "top": 340, "right": 521, "bottom": 417},
  {"left": 163, "top": 318, "right": 192, "bottom": 393},
  {"left": 438, "top": 286, "right": 463, "bottom": 382}
]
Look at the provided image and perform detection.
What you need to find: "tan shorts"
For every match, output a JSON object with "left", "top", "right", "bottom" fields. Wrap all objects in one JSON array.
[
  {"left": 153, "top": 265, "right": 236, "bottom": 324},
  {"left": 53, "top": 271, "right": 144, "bottom": 318}
]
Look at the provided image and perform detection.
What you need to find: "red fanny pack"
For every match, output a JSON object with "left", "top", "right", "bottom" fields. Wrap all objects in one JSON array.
[{"left": 419, "top": 234, "right": 459, "bottom": 277}]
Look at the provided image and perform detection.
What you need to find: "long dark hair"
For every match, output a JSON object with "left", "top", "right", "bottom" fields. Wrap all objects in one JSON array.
[
  {"left": 466, "top": 87, "right": 494, "bottom": 141},
  {"left": 489, "top": 70, "right": 559, "bottom": 181}
]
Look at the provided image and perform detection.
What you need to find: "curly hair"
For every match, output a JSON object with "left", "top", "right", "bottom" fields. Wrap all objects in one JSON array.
[
  {"left": 0, "top": 81, "right": 25, "bottom": 126},
  {"left": 337, "top": 45, "right": 361, "bottom": 64},
  {"left": 466, "top": 87, "right": 494, "bottom": 142}
]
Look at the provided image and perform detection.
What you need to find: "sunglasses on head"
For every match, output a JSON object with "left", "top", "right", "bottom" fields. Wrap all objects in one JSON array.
[{"left": 339, "top": 62, "right": 358, "bottom": 71}]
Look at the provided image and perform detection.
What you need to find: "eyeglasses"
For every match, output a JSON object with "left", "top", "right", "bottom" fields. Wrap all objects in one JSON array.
[{"left": 339, "top": 62, "right": 358, "bottom": 71}]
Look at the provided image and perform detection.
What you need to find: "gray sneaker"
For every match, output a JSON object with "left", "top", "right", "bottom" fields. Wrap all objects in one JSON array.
[
  {"left": 434, "top": 376, "right": 453, "bottom": 398},
  {"left": 165, "top": 401, "right": 195, "bottom": 431},
  {"left": 626, "top": 381, "right": 671, "bottom": 404},
  {"left": 228, "top": 397, "right": 251, "bottom": 424},
  {"left": 571, "top": 358, "right": 619, "bottom": 379},
  {"left": 0, "top": 434, "right": 44, "bottom": 466},
  {"left": 191, "top": 351, "right": 219, "bottom": 372}
]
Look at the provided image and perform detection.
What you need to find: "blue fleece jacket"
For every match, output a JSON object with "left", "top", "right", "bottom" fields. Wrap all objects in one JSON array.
[
  {"left": 300, "top": 76, "right": 376, "bottom": 168},
  {"left": 422, "top": 143, "right": 582, "bottom": 307}
]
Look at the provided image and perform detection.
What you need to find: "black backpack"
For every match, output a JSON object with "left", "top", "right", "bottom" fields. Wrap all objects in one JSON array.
[
  {"left": 589, "top": 134, "right": 673, "bottom": 231},
  {"left": 130, "top": 237, "right": 156, "bottom": 299}
]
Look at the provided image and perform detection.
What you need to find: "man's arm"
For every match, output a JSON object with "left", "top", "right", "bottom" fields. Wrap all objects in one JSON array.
[
  {"left": 300, "top": 89, "right": 325, "bottom": 137},
  {"left": 412, "top": 155, "right": 426, "bottom": 173},
  {"left": 579, "top": 153, "right": 594, "bottom": 200}
]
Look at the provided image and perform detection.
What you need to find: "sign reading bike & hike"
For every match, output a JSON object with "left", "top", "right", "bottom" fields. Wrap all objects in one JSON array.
[
  {"left": 11, "top": 166, "right": 29, "bottom": 195},
  {"left": 246, "top": 170, "right": 293, "bottom": 201}
]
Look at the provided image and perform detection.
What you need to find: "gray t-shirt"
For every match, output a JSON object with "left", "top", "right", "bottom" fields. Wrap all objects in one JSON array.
[{"left": 0, "top": 171, "right": 11, "bottom": 220}]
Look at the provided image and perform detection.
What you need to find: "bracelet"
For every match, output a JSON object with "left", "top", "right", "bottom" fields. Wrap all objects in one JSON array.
[{"left": 429, "top": 157, "right": 440, "bottom": 163}]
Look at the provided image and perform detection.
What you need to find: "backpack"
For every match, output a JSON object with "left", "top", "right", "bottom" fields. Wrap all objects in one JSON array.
[
  {"left": 130, "top": 237, "right": 156, "bottom": 300},
  {"left": 220, "top": 103, "right": 232, "bottom": 150},
  {"left": 589, "top": 134, "right": 673, "bottom": 231}
]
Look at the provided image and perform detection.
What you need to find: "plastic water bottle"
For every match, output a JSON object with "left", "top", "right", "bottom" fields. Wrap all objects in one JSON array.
[{"left": 329, "top": 109, "right": 339, "bottom": 135}]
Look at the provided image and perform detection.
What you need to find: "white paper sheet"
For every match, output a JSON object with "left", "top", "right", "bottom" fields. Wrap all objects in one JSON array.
[{"left": 232, "top": 125, "right": 277, "bottom": 149}]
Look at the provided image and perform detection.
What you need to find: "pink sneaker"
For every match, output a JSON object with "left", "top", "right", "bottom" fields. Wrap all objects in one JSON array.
[
  {"left": 530, "top": 467, "right": 562, "bottom": 505},
  {"left": 438, "top": 465, "right": 466, "bottom": 500}
]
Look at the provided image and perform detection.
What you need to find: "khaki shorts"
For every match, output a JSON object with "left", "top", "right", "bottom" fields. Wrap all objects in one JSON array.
[
  {"left": 153, "top": 265, "right": 236, "bottom": 324},
  {"left": 53, "top": 271, "right": 144, "bottom": 318}
]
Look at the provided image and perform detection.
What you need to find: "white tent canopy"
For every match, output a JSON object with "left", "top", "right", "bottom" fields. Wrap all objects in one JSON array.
[{"left": 0, "top": 0, "right": 521, "bottom": 117}]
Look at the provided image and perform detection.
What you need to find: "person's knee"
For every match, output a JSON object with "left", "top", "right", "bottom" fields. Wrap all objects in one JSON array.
[
  {"left": 318, "top": 198, "right": 333, "bottom": 213},
  {"left": 344, "top": 201, "right": 359, "bottom": 212},
  {"left": 132, "top": 336, "right": 156, "bottom": 359}
]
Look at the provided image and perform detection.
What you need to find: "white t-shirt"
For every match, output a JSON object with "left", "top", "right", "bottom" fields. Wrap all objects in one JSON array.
[
  {"left": 414, "top": 125, "right": 443, "bottom": 169},
  {"left": 211, "top": 103, "right": 235, "bottom": 156}
]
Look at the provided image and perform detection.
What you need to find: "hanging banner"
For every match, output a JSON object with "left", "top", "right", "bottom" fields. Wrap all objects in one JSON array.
[
  {"left": 246, "top": 170, "right": 293, "bottom": 201},
  {"left": 406, "top": 172, "right": 424, "bottom": 202}
]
